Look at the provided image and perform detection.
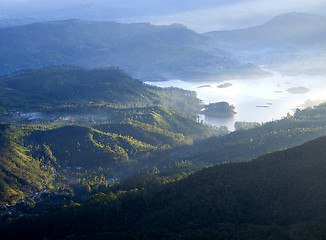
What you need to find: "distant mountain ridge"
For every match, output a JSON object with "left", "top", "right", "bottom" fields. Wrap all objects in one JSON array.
[
  {"left": 0, "top": 19, "right": 268, "bottom": 80},
  {"left": 206, "top": 13, "right": 326, "bottom": 47},
  {"left": 205, "top": 12, "right": 326, "bottom": 74}
]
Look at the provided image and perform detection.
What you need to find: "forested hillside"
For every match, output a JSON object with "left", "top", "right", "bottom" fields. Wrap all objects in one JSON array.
[
  {"left": 0, "top": 124, "right": 54, "bottom": 206},
  {"left": 169, "top": 103, "right": 326, "bottom": 165},
  {"left": 0, "top": 61, "right": 324, "bottom": 240},
  {"left": 0, "top": 66, "right": 202, "bottom": 115},
  {"left": 0, "top": 104, "right": 215, "bottom": 206},
  {"left": 0, "top": 2, "right": 325, "bottom": 239},
  {"left": 0, "top": 66, "right": 219, "bottom": 206},
  {"left": 2, "top": 89, "right": 326, "bottom": 207},
  {"left": 2, "top": 135, "right": 326, "bottom": 239}
]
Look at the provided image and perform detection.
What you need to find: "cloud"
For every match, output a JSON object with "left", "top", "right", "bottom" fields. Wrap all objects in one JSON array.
[
  {"left": 132, "top": 0, "right": 326, "bottom": 32},
  {"left": 2, "top": 0, "right": 90, "bottom": 12}
]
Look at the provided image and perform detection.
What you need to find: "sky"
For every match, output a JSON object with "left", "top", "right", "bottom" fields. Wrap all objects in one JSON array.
[{"left": 1, "top": 0, "right": 326, "bottom": 32}]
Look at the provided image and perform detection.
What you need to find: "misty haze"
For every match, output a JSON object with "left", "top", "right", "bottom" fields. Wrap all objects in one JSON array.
[{"left": 1, "top": 1, "right": 326, "bottom": 240}]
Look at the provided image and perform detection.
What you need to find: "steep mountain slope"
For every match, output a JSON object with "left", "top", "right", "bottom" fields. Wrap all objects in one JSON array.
[
  {"left": 205, "top": 12, "right": 326, "bottom": 73},
  {"left": 0, "top": 124, "right": 53, "bottom": 206},
  {"left": 3, "top": 134, "right": 326, "bottom": 239},
  {"left": 0, "top": 20, "right": 267, "bottom": 80}
]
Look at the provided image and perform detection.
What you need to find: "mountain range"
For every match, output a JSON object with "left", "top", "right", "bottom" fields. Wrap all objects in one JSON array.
[
  {"left": 1, "top": 11, "right": 326, "bottom": 239},
  {"left": 0, "top": 20, "right": 267, "bottom": 81},
  {"left": 205, "top": 12, "right": 326, "bottom": 74},
  {"left": 2, "top": 12, "right": 325, "bottom": 79}
]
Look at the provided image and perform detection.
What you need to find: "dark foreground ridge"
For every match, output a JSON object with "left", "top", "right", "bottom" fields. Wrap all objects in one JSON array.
[{"left": 2, "top": 135, "right": 326, "bottom": 239}]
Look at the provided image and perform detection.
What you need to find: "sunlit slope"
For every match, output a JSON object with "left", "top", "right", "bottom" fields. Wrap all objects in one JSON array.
[
  {"left": 0, "top": 105, "right": 213, "bottom": 205},
  {"left": 0, "top": 124, "right": 53, "bottom": 206},
  {"left": 23, "top": 107, "right": 214, "bottom": 169},
  {"left": 25, "top": 125, "right": 152, "bottom": 169},
  {"left": 25, "top": 124, "right": 172, "bottom": 169},
  {"left": 96, "top": 106, "right": 213, "bottom": 137}
]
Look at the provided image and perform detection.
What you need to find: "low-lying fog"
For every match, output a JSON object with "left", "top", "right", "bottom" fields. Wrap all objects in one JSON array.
[{"left": 146, "top": 70, "right": 326, "bottom": 130}]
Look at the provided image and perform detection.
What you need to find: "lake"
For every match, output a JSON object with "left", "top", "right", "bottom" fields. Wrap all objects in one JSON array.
[{"left": 146, "top": 70, "right": 326, "bottom": 130}]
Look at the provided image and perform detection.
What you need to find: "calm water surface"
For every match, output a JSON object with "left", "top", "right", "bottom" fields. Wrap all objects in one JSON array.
[{"left": 146, "top": 71, "right": 326, "bottom": 130}]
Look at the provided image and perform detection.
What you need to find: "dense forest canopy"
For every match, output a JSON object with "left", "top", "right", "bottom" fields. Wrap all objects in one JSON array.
[
  {"left": 2, "top": 134, "right": 326, "bottom": 239},
  {"left": 0, "top": 103, "right": 216, "bottom": 206}
]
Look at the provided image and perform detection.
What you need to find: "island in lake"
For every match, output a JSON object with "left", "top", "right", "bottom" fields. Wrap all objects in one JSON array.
[
  {"left": 217, "top": 82, "right": 233, "bottom": 88},
  {"left": 197, "top": 84, "right": 211, "bottom": 88},
  {"left": 287, "top": 86, "right": 310, "bottom": 94},
  {"left": 202, "top": 102, "right": 236, "bottom": 117}
]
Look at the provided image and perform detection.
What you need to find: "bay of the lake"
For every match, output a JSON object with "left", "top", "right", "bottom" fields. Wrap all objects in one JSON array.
[{"left": 146, "top": 71, "right": 326, "bottom": 130}]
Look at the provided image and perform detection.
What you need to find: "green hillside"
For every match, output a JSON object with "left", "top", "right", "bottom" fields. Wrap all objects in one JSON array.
[
  {"left": 2, "top": 98, "right": 326, "bottom": 209},
  {"left": 0, "top": 105, "right": 214, "bottom": 206},
  {"left": 3, "top": 135, "right": 326, "bottom": 239},
  {"left": 24, "top": 106, "right": 213, "bottom": 170},
  {"left": 93, "top": 122, "right": 187, "bottom": 148},
  {"left": 0, "top": 66, "right": 201, "bottom": 114},
  {"left": 170, "top": 103, "right": 326, "bottom": 165},
  {"left": 1, "top": 89, "right": 326, "bottom": 210},
  {"left": 24, "top": 123, "right": 174, "bottom": 170},
  {"left": 0, "top": 66, "right": 216, "bottom": 207},
  {"left": 0, "top": 124, "right": 53, "bottom": 206}
]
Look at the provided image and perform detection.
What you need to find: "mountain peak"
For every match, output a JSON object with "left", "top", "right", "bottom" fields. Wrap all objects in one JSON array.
[{"left": 265, "top": 12, "right": 326, "bottom": 26}]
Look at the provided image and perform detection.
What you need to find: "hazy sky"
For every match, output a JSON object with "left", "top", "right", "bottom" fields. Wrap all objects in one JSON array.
[
  {"left": 1, "top": 0, "right": 326, "bottom": 31},
  {"left": 140, "top": 0, "right": 326, "bottom": 32}
]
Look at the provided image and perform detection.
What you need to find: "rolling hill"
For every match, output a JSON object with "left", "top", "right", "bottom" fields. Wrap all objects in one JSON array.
[
  {"left": 23, "top": 106, "right": 212, "bottom": 171},
  {"left": 0, "top": 66, "right": 202, "bottom": 114},
  {"left": 0, "top": 104, "right": 215, "bottom": 206}
]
